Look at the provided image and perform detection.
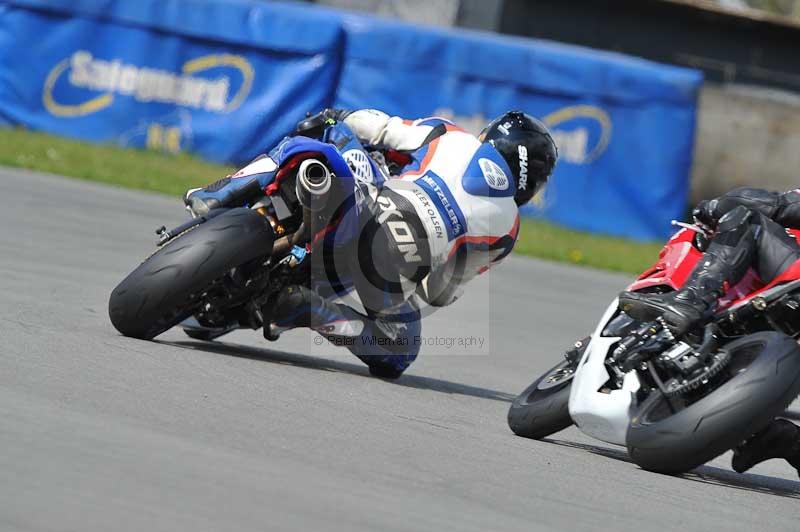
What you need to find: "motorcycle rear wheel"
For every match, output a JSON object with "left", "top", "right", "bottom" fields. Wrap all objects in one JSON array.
[
  {"left": 507, "top": 359, "right": 576, "bottom": 439},
  {"left": 109, "top": 208, "right": 274, "bottom": 340},
  {"left": 626, "top": 331, "right": 800, "bottom": 475}
]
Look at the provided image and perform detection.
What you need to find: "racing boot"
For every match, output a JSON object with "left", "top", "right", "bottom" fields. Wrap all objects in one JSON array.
[
  {"left": 732, "top": 419, "right": 800, "bottom": 477},
  {"left": 617, "top": 266, "right": 725, "bottom": 336},
  {"left": 184, "top": 176, "right": 263, "bottom": 217},
  {"left": 268, "top": 285, "right": 366, "bottom": 339},
  {"left": 267, "top": 285, "right": 416, "bottom": 379},
  {"left": 619, "top": 206, "right": 756, "bottom": 336}
]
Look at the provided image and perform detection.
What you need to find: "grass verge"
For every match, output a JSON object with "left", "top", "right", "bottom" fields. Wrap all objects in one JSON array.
[
  {"left": 0, "top": 128, "right": 235, "bottom": 195},
  {"left": 0, "top": 127, "right": 661, "bottom": 274},
  {"left": 515, "top": 218, "right": 662, "bottom": 275}
]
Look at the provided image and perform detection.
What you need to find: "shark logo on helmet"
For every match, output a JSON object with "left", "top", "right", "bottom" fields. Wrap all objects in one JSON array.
[{"left": 517, "top": 145, "right": 529, "bottom": 191}]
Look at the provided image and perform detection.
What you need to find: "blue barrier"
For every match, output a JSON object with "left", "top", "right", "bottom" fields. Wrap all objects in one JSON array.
[
  {"left": 0, "top": 0, "right": 703, "bottom": 240},
  {"left": 334, "top": 12, "right": 703, "bottom": 241},
  {"left": 0, "top": 0, "right": 344, "bottom": 163}
]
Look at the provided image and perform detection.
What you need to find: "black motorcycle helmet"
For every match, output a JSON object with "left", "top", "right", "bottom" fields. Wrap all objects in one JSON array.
[{"left": 480, "top": 111, "right": 558, "bottom": 206}]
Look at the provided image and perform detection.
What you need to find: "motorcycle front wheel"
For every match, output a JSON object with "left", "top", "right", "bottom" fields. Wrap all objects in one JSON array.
[
  {"left": 507, "top": 358, "right": 576, "bottom": 439},
  {"left": 626, "top": 331, "right": 800, "bottom": 475}
]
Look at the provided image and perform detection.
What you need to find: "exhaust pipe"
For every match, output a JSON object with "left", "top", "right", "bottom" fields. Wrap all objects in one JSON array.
[{"left": 296, "top": 158, "right": 331, "bottom": 212}]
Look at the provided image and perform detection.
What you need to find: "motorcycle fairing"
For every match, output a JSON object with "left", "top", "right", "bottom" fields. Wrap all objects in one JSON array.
[
  {"left": 628, "top": 227, "right": 800, "bottom": 310},
  {"left": 568, "top": 298, "right": 640, "bottom": 446},
  {"left": 628, "top": 228, "right": 701, "bottom": 293},
  {"left": 568, "top": 226, "right": 800, "bottom": 447}
]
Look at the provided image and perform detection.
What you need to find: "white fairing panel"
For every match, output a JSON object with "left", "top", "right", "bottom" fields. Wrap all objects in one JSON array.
[
  {"left": 568, "top": 298, "right": 641, "bottom": 446},
  {"left": 231, "top": 155, "right": 278, "bottom": 178}
]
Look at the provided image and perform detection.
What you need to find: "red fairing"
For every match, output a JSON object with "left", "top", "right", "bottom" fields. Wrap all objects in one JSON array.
[
  {"left": 729, "top": 229, "right": 800, "bottom": 306},
  {"left": 627, "top": 229, "right": 702, "bottom": 292},
  {"left": 627, "top": 227, "right": 800, "bottom": 311}
]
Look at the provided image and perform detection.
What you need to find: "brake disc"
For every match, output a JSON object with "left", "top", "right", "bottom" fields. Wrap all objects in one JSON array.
[{"left": 663, "top": 349, "right": 731, "bottom": 398}]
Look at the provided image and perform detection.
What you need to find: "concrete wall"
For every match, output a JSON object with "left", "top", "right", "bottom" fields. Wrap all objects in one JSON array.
[
  {"left": 315, "top": 0, "right": 461, "bottom": 26},
  {"left": 314, "top": 0, "right": 502, "bottom": 29},
  {"left": 692, "top": 83, "right": 800, "bottom": 203},
  {"left": 501, "top": 0, "right": 800, "bottom": 92}
]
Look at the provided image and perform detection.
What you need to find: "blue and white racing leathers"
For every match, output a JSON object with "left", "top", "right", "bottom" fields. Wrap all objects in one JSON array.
[{"left": 280, "top": 109, "right": 522, "bottom": 374}]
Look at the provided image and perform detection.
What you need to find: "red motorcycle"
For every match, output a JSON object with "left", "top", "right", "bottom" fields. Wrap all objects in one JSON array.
[{"left": 508, "top": 223, "right": 800, "bottom": 474}]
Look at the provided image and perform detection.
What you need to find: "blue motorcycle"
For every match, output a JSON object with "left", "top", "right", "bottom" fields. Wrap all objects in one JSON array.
[{"left": 109, "top": 113, "right": 383, "bottom": 340}]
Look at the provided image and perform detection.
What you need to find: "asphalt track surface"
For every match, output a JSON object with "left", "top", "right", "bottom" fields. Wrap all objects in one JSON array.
[{"left": 1, "top": 167, "right": 799, "bottom": 532}]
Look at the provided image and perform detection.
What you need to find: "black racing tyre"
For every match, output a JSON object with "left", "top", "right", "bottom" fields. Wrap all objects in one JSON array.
[
  {"left": 626, "top": 331, "right": 800, "bottom": 475},
  {"left": 508, "top": 359, "right": 575, "bottom": 439},
  {"left": 109, "top": 208, "right": 274, "bottom": 340}
]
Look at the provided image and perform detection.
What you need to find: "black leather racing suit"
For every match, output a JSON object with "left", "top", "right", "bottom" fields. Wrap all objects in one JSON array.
[{"left": 693, "top": 187, "right": 800, "bottom": 287}]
